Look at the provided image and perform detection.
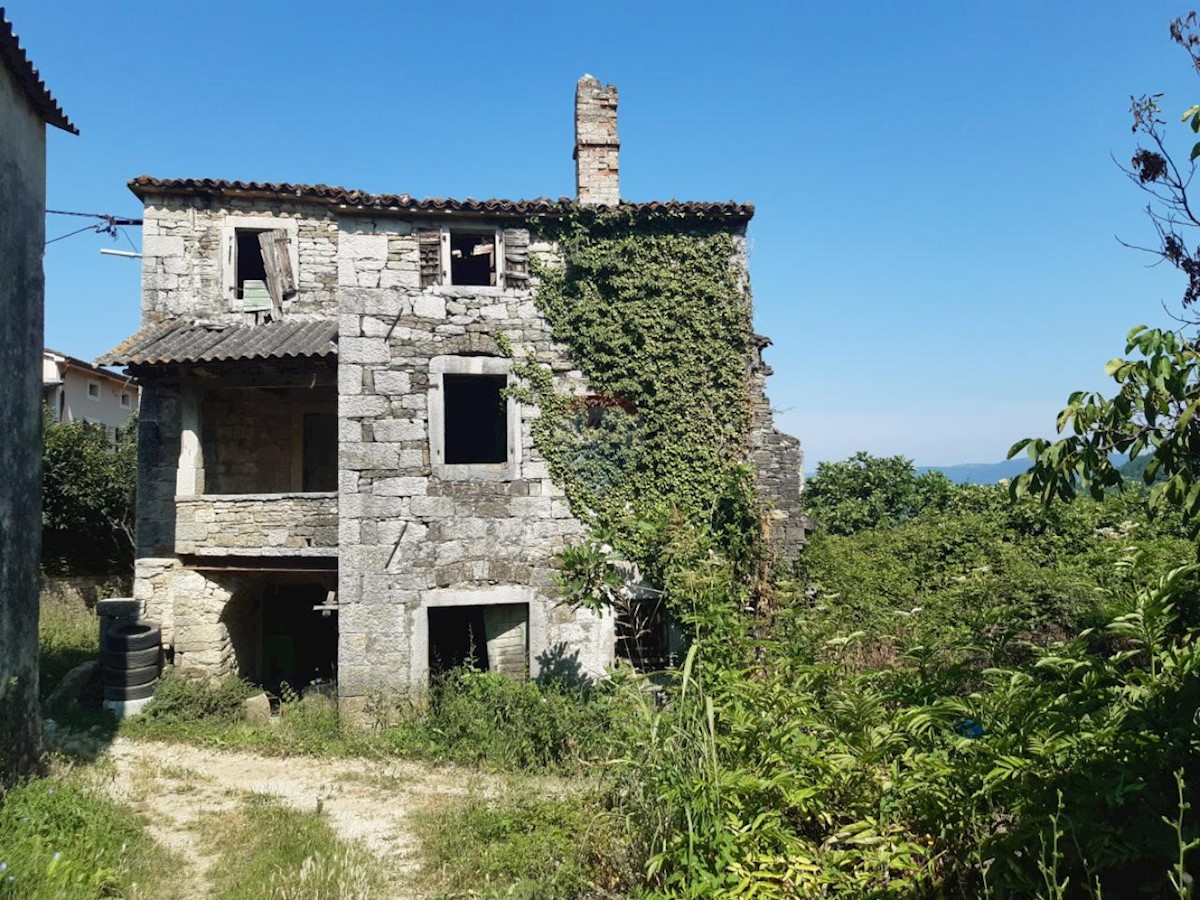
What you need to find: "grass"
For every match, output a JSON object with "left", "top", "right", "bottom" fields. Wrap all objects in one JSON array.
[
  {"left": 194, "top": 794, "right": 384, "bottom": 900},
  {"left": 118, "top": 666, "right": 623, "bottom": 773},
  {"left": 0, "top": 767, "right": 182, "bottom": 900},
  {"left": 38, "top": 600, "right": 99, "bottom": 701},
  {"left": 413, "top": 788, "right": 631, "bottom": 899}
]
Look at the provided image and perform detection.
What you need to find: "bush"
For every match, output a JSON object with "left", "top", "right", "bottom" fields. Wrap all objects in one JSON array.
[
  {"left": 382, "top": 668, "right": 621, "bottom": 771},
  {"left": 132, "top": 669, "right": 258, "bottom": 728}
]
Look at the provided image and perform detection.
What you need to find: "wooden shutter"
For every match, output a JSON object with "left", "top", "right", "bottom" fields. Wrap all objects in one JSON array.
[
  {"left": 258, "top": 229, "right": 296, "bottom": 320},
  {"left": 503, "top": 228, "right": 529, "bottom": 285},
  {"left": 418, "top": 228, "right": 442, "bottom": 287}
]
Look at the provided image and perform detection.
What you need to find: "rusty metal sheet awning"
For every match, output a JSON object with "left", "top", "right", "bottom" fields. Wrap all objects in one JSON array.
[{"left": 97, "top": 319, "right": 338, "bottom": 367}]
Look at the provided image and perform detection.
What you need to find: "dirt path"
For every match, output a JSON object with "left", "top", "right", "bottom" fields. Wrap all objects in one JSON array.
[{"left": 101, "top": 736, "right": 481, "bottom": 898}]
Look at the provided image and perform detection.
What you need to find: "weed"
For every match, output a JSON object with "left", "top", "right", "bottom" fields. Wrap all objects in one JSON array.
[
  {"left": 196, "top": 794, "right": 384, "bottom": 899},
  {"left": 414, "top": 789, "right": 629, "bottom": 899}
]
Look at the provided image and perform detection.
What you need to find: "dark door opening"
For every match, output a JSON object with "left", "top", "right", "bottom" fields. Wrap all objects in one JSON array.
[
  {"left": 428, "top": 606, "right": 489, "bottom": 673},
  {"left": 261, "top": 582, "right": 336, "bottom": 693}
]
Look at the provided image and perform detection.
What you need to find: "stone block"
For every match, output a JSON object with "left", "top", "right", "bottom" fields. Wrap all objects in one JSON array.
[
  {"left": 412, "top": 295, "right": 446, "bottom": 319},
  {"left": 244, "top": 693, "right": 271, "bottom": 723},
  {"left": 373, "top": 370, "right": 411, "bottom": 395}
]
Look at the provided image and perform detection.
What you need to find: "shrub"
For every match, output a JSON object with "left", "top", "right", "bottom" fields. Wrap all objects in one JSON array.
[
  {"left": 382, "top": 668, "right": 620, "bottom": 771},
  {"left": 131, "top": 669, "right": 257, "bottom": 728}
]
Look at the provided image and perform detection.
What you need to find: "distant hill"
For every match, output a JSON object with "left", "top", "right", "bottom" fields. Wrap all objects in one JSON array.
[
  {"left": 917, "top": 460, "right": 1032, "bottom": 485},
  {"left": 804, "top": 454, "right": 1135, "bottom": 487}
]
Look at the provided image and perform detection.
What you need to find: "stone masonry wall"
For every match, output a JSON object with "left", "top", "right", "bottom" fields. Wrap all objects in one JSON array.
[
  {"left": 335, "top": 219, "right": 615, "bottom": 710},
  {"left": 200, "top": 387, "right": 295, "bottom": 494},
  {"left": 140, "top": 197, "right": 340, "bottom": 323},
  {"left": 175, "top": 493, "right": 338, "bottom": 556}
]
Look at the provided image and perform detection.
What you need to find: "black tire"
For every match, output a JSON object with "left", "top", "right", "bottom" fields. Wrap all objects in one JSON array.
[
  {"left": 96, "top": 598, "right": 140, "bottom": 619},
  {"left": 103, "top": 680, "right": 157, "bottom": 701},
  {"left": 102, "top": 664, "right": 160, "bottom": 687},
  {"left": 103, "top": 622, "right": 161, "bottom": 653},
  {"left": 100, "top": 647, "right": 161, "bottom": 669}
]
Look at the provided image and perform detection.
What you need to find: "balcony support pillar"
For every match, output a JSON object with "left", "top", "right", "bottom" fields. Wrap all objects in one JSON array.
[{"left": 176, "top": 386, "right": 205, "bottom": 496}]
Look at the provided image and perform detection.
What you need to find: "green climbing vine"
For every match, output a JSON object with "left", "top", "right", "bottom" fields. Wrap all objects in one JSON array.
[{"left": 509, "top": 206, "right": 760, "bottom": 566}]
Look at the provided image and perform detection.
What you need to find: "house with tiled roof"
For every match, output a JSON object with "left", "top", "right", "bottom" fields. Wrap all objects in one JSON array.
[
  {"left": 42, "top": 347, "right": 138, "bottom": 434},
  {"left": 100, "top": 77, "right": 802, "bottom": 716}
]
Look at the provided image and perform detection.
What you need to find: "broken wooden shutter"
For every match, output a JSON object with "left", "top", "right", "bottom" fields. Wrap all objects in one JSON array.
[
  {"left": 258, "top": 229, "right": 296, "bottom": 320},
  {"left": 502, "top": 228, "right": 529, "bottom": 286},
  {"left": 418, "top": 228, "right": 443, "bottom": 287}
]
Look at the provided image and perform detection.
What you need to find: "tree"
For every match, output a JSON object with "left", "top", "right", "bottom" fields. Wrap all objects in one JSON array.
[
  {"left": 41, "top": 413, "right": 137, "bottom": 574},
  {"left": 1011, "top": 14, "right": 1200, "bottom": 528},
  {"left": 804, "top": 451, "right": 955, "bottom": 535}
]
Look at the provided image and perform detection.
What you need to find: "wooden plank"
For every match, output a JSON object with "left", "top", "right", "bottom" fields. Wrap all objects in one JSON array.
[{"left": 258, "top": 231, "right": 285, "bottom": 320}]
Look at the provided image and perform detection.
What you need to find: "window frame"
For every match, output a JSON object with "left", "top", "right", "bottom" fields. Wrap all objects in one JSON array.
[
  {"left": 428, "top": 356, "right": 521, "bottom": 481},
  {"left": 221, "top": 215, "right": 300, "bottom": 308},
  {"left": 419, "top": 226, "right": 506, "bottom": 289},
  {"left": 86, "top": 381, "right": 101, "bottom": 401}
]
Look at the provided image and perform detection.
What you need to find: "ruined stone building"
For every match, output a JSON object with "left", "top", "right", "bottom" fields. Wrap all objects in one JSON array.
[{"left": 99, "top": 77, "right": 802, "bottom": 715}]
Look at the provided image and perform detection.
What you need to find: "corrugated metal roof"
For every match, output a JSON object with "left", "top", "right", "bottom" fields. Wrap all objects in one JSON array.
[
  {"left": 97, "top": 320, "right": 337, "bottom": 366},
  {"left": 127, "top": 176, "right": 754, "bottom": 221},
  {"left": 0, "top": 8, "right": 76, "bottom": 134}
]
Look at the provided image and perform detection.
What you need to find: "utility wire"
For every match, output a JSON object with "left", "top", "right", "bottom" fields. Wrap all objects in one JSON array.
[
  {"left": 44, "top": 209, "right": 143, "bottom": 248},
  {"left": 47, "top": 209, "right": 142, "bottom": 225},
  {"left": 45, "top": 224, "right": 102, "bottom": 245}
]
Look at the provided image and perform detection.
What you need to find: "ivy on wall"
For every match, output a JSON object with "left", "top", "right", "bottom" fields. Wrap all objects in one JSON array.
[{"left": 510, "top": 207, "right": 757, "bottom": 561}]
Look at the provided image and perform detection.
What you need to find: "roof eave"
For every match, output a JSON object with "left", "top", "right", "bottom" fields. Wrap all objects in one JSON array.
[
  {"left": 0, "top": 9, "right": 77, "bottom": 134},
  {"left": 127, "top": 177, "right": 754, "bottom": 222}
]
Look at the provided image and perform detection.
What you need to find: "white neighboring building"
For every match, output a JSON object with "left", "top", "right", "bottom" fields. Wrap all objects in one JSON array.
[{"left": 42, "top": 348, "right": 138, "bottom": 435}]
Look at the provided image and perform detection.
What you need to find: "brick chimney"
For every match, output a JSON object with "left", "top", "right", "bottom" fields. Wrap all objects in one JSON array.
[{"left": 574, "top": 75, "right": 619, "bottom": 205}]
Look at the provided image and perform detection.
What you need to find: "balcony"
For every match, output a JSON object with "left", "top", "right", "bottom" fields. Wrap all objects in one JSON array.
[{"left": 175, "top": 492, "right": 338, "bottom": 557}]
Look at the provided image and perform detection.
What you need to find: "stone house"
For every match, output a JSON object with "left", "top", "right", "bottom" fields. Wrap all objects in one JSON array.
[
  {"left": 42, "top": 347, "right": 139, "bottom": 434},
  {"left": 0, "top": 6, "right": 77, "bottom": 771},
  {"left": 99, "top": 76, "right": 802, "bottom": 716}
]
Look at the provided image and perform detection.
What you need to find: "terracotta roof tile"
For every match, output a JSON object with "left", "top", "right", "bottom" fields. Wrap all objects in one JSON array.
[
  {"left": 0, "top": 8, "right": 76, "bottom": 134},
  {"left": 127, "top": 176, "right": 753, "bottom": 221}
]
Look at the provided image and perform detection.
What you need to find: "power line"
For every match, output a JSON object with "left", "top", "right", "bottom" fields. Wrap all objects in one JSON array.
[
  {"left": 45, "top": 224, "right": 101, "bottom": 245},
  {"left": 47, "top": 209, "right": 142, "bottom": 226},
  {"left": 44, "top": 209, "right": 143, "bottom": 248}
]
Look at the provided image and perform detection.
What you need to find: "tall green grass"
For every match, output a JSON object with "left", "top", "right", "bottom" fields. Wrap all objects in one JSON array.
[
  {"left": 196, "top": 795, "right": 383, "bottom": 900},
  {"left": 0, "top": 771, "right": 179, "bottom": 899}
]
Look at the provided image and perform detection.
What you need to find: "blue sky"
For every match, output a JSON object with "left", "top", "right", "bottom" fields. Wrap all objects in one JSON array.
[{"left": 10, "top": 1, "right": 1200, "bottom": 465}]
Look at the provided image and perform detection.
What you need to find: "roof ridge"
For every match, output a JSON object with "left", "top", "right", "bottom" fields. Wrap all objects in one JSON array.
[{"left": 126, "top": 176, "right": 754, "bottom": 220}]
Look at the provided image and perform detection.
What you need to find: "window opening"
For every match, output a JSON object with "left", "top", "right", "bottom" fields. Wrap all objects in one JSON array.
[
  {"left": 616, "top": 598, "right": 671, "bottom": 672},
  {"left": 443, "top": 374, "right": 507, "bottom": 464},
  {"left": 235, "top": 229, "right": 271, "bottom": 306},
  {"left": 302, "top": 412, "right": 337, "bottom": 491},
  {"left": 120, "top": 392, "right": 131, "bottom": 408},
  {"left": 449, "top": 231, "right": 495, "bottom": 286},
  {"left": 87, "top": 382, "right": 100, "bottom": 400}
]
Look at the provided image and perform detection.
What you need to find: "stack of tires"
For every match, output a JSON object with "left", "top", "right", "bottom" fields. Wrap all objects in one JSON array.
[{"left": 101, "top": 621, "right": 162, "bottom": 707}]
